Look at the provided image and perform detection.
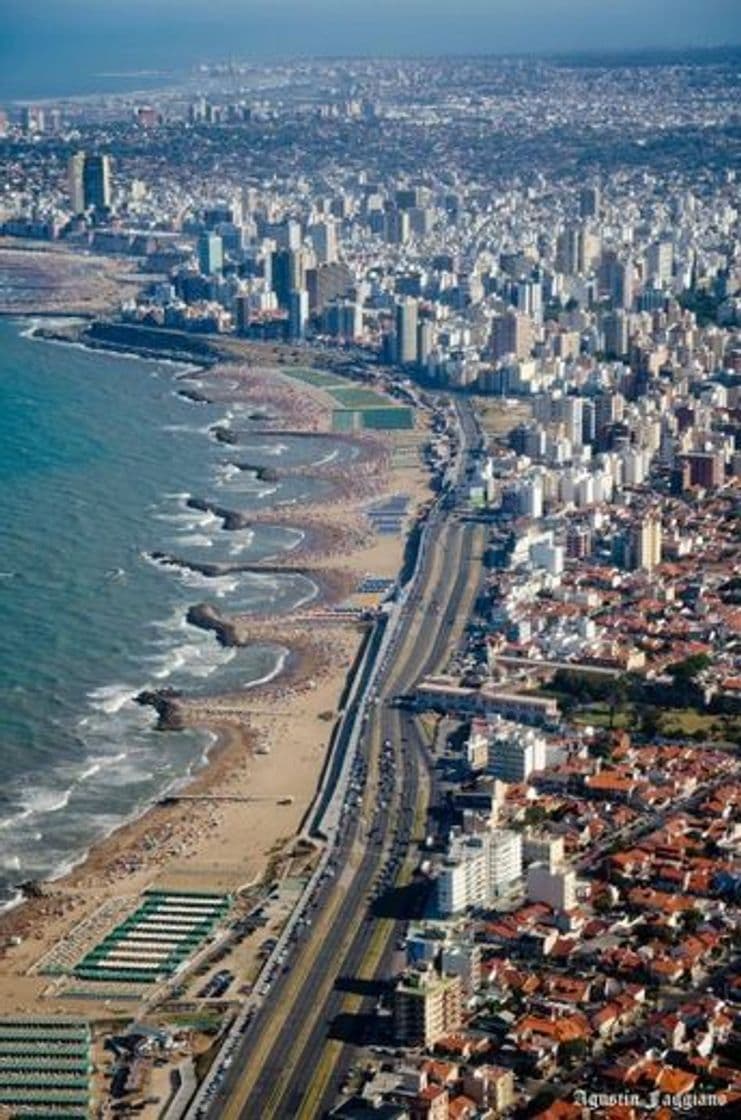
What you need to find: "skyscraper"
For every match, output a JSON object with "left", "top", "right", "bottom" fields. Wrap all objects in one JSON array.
[
  {"left": 386, "top": 208, "right": 410, "bottom": 245},
  {"left": 272, "top": 249, "right": 305, "bottom": 308},
  {"left": 393, "top": 971, "right": 462, "bottom": 1047},
  {"left": 631, "top": 515, "right": 662, "bottom": 572},
  {"left": 288, "top": 289, "right": 309, "bottom": 340},
  {"left": 279, "top": 218, "right": 302, "bottom": 251},
  {"left": 198, "top": 232, "right": 224, "bottom": 276},
  {"left": 579, "top": 185, "right": 601, "bottom": 219},
  {"left": 602, "top": 310, "right": 629, "bottom": 358},
  {"left": 490, "top": 310, "right": 533, "bottom": 362},
  {"left": 68, "top": 153, "right": 112, "bottom": 215},
  {"left": 417, "top": 319, "right": 434, "bottom": 368},
  {"left": 395, "top": 298, "right": 418, "bottom": 366},
  {"left": 600, "top": 250, "right": 634, "bottom": 310},
  {"left": 308, "top": 219, "right": 338, "bottom": 265},
  {"left": 647, "top": 240, "right": 674, "bottom": 287},
  {"left": 68, "top": 152, "right": 86, "bottom": 215},
  {"left": 556, "top": 224, "right": 582, "bottom": 275},
  {"left": 82, "top": 155, "right": 112, "bottom": 213}
]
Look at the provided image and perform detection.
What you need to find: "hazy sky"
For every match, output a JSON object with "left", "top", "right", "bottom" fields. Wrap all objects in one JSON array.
[{"left": 2, "top": 1, "right": 741, "bottom": 97}]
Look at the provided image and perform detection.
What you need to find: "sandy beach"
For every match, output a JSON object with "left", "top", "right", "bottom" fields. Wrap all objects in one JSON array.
[{"left": 0, "top": 326, "right": 433, "bottom": 1022}]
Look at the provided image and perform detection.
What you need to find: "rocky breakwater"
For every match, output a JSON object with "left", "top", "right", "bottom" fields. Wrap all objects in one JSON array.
[
  {"left": 232, "top": 462, "right": 281, "bottom": 483},
  {"left": 185, "top": 603, "right": 241, "bottom": 647},
  {"left": 211, "top": 425, "right": 239, "bottom": 446},
  {"left": 136, "top": 686, "right": 187, "bottom": 730},
  {"left": 148, "top": 548, "right": 322, "bottom": 579},
  {"left": 177, "top": 386, "right": 213, "bottom": 404},
  {"left": 185, "top": 497, "right": 252, "bottom": 532}
]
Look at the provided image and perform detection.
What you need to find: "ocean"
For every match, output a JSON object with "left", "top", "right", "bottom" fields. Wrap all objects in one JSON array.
[{"left": 0, "top": 318, "right": 348, "bottom": 910}]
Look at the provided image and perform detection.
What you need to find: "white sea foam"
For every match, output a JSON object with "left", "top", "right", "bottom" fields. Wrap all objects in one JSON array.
[
  {"left": 151, "top": 607, "right": 189, "bottom": 637},
  {"left": 47, "top": 848, "right": 92, "bottom": 884},
  {"left": 227, "top": 529, "right": 255, "bottom": 556},
  {"left": 243, "top": 441, "right": 288, "bottom": 456},
  {"left": 216, "top": 463, "right": 242, "bottom": 483},
  {"left": 292, "top": 578, "right": 320, "bottom": 610},
  {"left": 101, "top": 765, "right": 155, "bottom": 788},
  {"left": 154, "top": 508, "right": 220, "bottom": 531},
  {"left": 174, "top": 567, "right": 241, "bottom": 597},
  {"left": 177, "top": 533, "right": 215, "bottom": 548},
  {"left": 77, "top": 762, "right": 102, "bottom": 782},
  {"left": 146, "top": 639, "right": 235, "bottom": 682},
  {"left": 161, "top": 421, "right": 215, "bottom": 436},
  {"left": 19, "top": 318, "right": 42, "bottom": 339},
  {"left": 284, "top": 528, "right": 305, "bottom": 551},
  {"left": 313, "top": 448, "right": 339, "bottom": 467},
  {"left": 77, "top": 752, "right": 127, "bottom": 781},
  {"left": 0, "top": 889, "right": 25, "bottom": 915},
  {"left": 244, "top": 646, "right": 289, "bottom": 689},
  {"left": 87, "top": 683, "right": 139, "bottom": 715},
  {"left": 19, "top": 787, "right": 74, "bottom": 819}
]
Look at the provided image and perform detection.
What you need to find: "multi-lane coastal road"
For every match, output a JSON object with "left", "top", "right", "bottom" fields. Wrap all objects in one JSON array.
[{"left": 195, "top": 398, "right": 485, "bottom": 1120}]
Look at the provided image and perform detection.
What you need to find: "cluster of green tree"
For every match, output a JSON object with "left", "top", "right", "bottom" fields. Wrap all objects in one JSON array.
[
  {"left": 666, "top": 653, "right": 712, "bottom": 684},
  {"left": 552, "top": 669, "right": 630, "bottom": 703}
]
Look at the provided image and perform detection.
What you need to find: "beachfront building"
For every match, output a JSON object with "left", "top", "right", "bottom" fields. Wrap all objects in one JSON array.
[
  {"left": 393, "top": 969, "right": 463, "bottom": 1047},
  {"left": 436, "top": 828, "right": 522, "bottom": 916},
  {"left": 488, "top": 724, "right": 547, "bottom": 783}
]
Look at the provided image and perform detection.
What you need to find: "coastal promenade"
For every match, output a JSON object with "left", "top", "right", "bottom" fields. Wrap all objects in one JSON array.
[{"left": 192, "top": 400, "right": 485, "bottom": 1119}]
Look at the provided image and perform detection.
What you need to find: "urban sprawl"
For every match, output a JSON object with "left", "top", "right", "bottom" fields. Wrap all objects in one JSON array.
[{"left": 0, "top": 51, "right": 740, "bottom": 1120}]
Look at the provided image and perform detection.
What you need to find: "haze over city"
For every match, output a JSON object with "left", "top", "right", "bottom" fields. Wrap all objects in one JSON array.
[{"left": 2, "top": 1, "right": 741, "bottom": 96}]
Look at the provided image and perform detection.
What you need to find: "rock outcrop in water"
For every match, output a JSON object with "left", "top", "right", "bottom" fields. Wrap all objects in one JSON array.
[
  {"left": 185, "top": 604, "right": 240, "bottom": 647},
  {"left": 232, "top": 462, "right": 280, "bottom": 483},
  {"left": 185, "top": 497, "right": 252, "bottom": 531},
  {"left": 18, "top": 879, "right": 46, "bottom": 900},
  {"left": 136, "top": 687, "right": 186, "bottom": 730},
  {"left": 211, "top": 426, "right": 238, "bottom": 445},
  {"left": 178, "top": 387, "right": 212, "bottom": 404}
]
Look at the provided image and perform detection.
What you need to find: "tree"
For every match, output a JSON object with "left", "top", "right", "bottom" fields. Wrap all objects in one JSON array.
[
  {"left": 667, "top": 654, "right": 711, "bottom": 685},
  {"left": 637, "top": 705, "right": 662, "bottom": 739},
  {"left": 593, "top": 893, "right": 614, "bottom": 915},
  {"left": 559, "top": 694, "right": 578, "bottom": 720},
  {"left": 608, "top": 675, "right": 630, "bottom": 729},
  {"left": 524, "top": 805, "right": 548, "bottom": 826},
  {"left": 560, "top": 1038, "right": 588, "bottom": 1067},
  {"left": 682, "top": 909, "right": 704, "bottom": 933}
]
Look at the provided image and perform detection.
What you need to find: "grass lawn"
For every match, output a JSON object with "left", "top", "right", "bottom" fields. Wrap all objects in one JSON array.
[
  {"left": 572, "top": 702, "right": 738, "bottom": 741},
  {"left": 660, "top": 708, "right": 738, "bottom": 739},
  {"left": 329, "top": 386, "right": 391, "bottom": 408},
  {"left": 573, "top": 704, "right": 631, "bottom": 730},
  {"left": 282, "top": 367, "right": 345, "bottom": 388}
]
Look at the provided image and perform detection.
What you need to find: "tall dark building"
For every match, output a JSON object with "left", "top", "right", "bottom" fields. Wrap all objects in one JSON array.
[
  {"left": 579, "top": 185, "right": 601, "bottom": 219},
  {"left": 69, "top": 153, "right": 112, "bottom": 215},
  {"left": 271, "top": 249, "right": 304, "bottom": 308},
  {"left": 82, "top": 155, "right": 112, "bottom": 214}
]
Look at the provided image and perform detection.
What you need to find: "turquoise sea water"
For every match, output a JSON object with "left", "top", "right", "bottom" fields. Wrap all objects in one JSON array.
[{"left": 0, "top": 319, "right": 348, "bottom": 908}]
